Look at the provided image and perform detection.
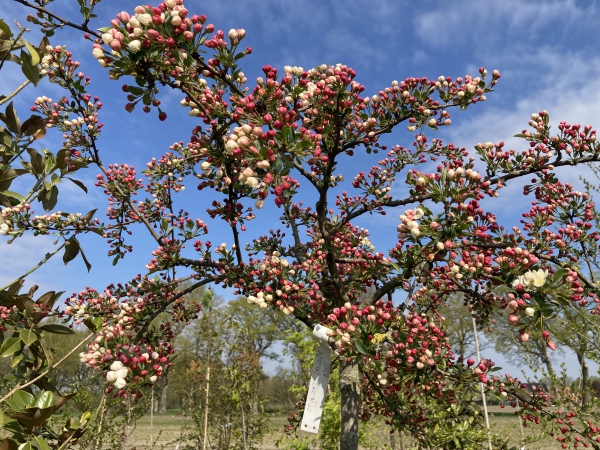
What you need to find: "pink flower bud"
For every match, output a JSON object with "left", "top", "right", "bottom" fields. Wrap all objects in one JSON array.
[
  {"left": 117, "top": 11, "right": 130, "bottom": 23},
  {"left": 110, "top": 40, "right": 122, "bottom": 51}
]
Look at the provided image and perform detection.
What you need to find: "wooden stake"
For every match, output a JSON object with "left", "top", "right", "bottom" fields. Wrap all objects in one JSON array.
[
  {"left": 472, "top": 317, "right": 492, "bottom": 450},
  {"left": 203, "top": 364, "right": 210, "bottom": 450}
]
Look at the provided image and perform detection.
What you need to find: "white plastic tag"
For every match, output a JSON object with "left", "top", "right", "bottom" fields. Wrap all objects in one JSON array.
[{"left": 301, "top": 324, "right": 333, "bottom": 434}]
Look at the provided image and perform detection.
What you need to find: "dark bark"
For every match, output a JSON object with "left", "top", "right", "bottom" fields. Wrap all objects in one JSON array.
[
  {"left": 576, "top": 351, "right": 591, "bottom": 407},
  {"left": 159, "top": 361, "right": 174, "bottom": 412},
  {"left": 339, "top": 360, "right": 360, "bottom": 450}
]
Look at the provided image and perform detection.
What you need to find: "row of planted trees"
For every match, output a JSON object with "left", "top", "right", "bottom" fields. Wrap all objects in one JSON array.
[{"left": 3, "top": 0, "right": 600, "bottom": 449}]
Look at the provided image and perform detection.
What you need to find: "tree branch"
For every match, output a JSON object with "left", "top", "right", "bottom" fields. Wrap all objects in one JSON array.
[{"left": 13, "top": 0, "right": 101, "bottom": 39}]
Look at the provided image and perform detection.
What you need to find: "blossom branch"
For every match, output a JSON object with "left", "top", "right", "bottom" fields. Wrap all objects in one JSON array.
[
  {"left": 133, "top": 275, "right": 224, "bottom": 342},
  {"left": 13, "top": 0, "right": 101, "bottom": 38}
]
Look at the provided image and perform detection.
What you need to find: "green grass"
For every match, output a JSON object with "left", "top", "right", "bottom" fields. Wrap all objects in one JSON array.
[{"left": 124, "top": 411, "right": 565, "bottom": 449}]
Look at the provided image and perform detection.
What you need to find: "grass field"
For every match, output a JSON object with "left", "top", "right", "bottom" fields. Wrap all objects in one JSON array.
[{"left": 124, "top": 406, "right": 565, "bottom": 449}]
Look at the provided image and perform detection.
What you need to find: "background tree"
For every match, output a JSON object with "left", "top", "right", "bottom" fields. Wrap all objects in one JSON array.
[{"left": 442, "top": 292, "right": 489, "bottom": 360}]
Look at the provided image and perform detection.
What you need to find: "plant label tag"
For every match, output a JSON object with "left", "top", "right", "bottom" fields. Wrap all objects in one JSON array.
[{"left": 301, "top": 324, "right": 332, "bottom": 434}]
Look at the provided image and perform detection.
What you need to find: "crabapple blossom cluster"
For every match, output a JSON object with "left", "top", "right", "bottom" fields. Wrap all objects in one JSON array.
[
  {"left": 32, "top": 46, "right": 104, "bottom": 161},
  {"left": 0, "top": 204, "right": 101, "bottom": 237},
  {"left": 32, "top": 92, "right": 103, "bottom": 160},
  {"left": 105, "top": 360, "right": 129, "bottom": 390},
  {"left": 80, "top": 341, "right": 168, "bottom": 398},
  {"left": 512, "top": 268, "right": 549, "bottom": 291},
  {"left": 397, "top": 207, "right": 425, "bottom": 239},
  {"left": 244, "top": 251, "right": 299, "bottom": 315},
  {"left": 67, "top": 280, "right": 189, "bottom": 397}
]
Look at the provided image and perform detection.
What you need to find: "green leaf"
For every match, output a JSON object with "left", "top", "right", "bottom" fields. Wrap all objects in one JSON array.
[
  {"left": 37, "top": 37, "right": 51, "bottom": 57},
  {"left": 19, "top": 329, "right": 37, "bottom": 346},
  {"left": 4, "top": 103, "right": 20, "bottom": 134},
  {"left": 552, "top": 268, "right": 569, "bottom": 283},
  {"left": 63, "top": 237, "right": 80, "bottom": 265},
  {"left": 27, "top": 148, "right": 44, "bottom": 175},
  {"left": 0, "top": 169, "right": 26, "bottom": 191},
  {"left": 31, "top": 437, "right": 50, "bottom": 450},
  {"left": 24, "top": 40, "right": 40, "bottom": 66},
  {"left": 40, "top": 185, "right": 58, "bottom": 211},
  {"left": 6, "top": 391, "right": 35, "bottom": 411},
  {"left": 55, "top": 149, "right": 67, "bottom": 171},
  {"left": 0, "top": 338, "right": 22, "bottom": 358},
  {"left": 83, "top": 316, "right": 103, "bottom": 332},
  {"left": 78, "top": 240, "right": 92, "bottom": 272},
  {"left": 127, "top": 86, "right": 144, "bottom": 96},
  {"left": 35, "top": 391, "right": 54, "bottom": 409},
  {"left": 39, "top": 324, "right": 75, "bottom": 335},
  {"left": 10, "top": 351, "right": 23, "bottom": 368},
  {"left": 21, "top": 116, "right": 46, "bottom": 140},
  {"left": 36, "top": 291, "right": 59, "bottom": 309},
  {"left": 0, "top": 20, "right": 13, "bottom": 38},
  {"left": 354, "top": 340, "right": 368, "bottom": 355},
  {"left": 83, "top": 208, "right": 97, "bottom": 223},
  {"left": 20, "top": 50, "right": 40, "bottom": 86},
  {"left": 0, "top": 190, "right": 24, "bottom": 202},
  {"left": 65, "top": 177, "right": 88, "bottom": 193}
]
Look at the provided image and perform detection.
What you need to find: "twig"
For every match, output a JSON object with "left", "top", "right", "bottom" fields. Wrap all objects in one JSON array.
[
  {"left": 0, "top": 20, "right": 27, "bottom": 72},
  {"left": 13, "top": 0, "right": 102, "bottom": 39},
  {"left": 133, "top": 276, "right": 224, "bottom": 342},
  {"left": 0, "top": 80, "right": 31, "bottom": 106},
  {"left": 92, "top": 393, "right": 107, "bottom": 450}
]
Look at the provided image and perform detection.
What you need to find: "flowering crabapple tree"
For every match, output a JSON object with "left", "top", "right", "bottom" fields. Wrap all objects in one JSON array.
[{"left": 5, "top": 0, "right": 600, "bottom": 449}]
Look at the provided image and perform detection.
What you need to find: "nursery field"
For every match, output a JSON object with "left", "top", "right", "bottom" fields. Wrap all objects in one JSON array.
[{"left": 126, "top": 407, "right": 564, "bottom": 450}]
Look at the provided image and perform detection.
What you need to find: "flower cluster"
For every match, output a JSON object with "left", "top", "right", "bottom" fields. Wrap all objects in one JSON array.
[
  {"left": 397, "top": 207, "right": 425, "bottom": 238},
  {"left": 105, "top": 360, "right": 129, "bottom": 389},
  {"left": 1, "top": 204, "right": 101, "bottom": 237},
  {"left": 512, "top": 268, "right": 549, "bottom": 291}
]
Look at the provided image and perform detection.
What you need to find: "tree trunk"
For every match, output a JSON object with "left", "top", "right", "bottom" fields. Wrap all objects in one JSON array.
[
  {"left": 159, "top": 376, "right": 169, "bottom": 413},
  {"left": 541, "top": 349, "right": 559, "bottom": 399},
  {"left": 339, "top": 359, "right": 360, "bottom": 450},
  {"left": 576, "top": 351, "right": 591, "bottom": 407}
]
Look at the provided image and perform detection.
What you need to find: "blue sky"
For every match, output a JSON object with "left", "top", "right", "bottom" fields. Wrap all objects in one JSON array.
[{"left": 2, "top": 0, "right": 600, "bottom": 378}]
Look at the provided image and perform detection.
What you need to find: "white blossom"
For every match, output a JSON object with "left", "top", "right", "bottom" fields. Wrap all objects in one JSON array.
[
  {"left": 137, "top": 13, "right": 152, "bottom": 25},
  {"left": 512, "top": 269, "right": 548, "bottom": 291},
  {"left": 128, "top": 40, "right": 142, "bottom": 52}
]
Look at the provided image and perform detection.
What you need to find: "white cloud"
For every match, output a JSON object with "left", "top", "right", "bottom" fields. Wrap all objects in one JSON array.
[
  {"left": 414, "top": 0, "right": 594, "bottom": 50},
  {"left": 449, "top": 50, "right": 600, "bottom": 157},
  {"left": 0, "top": 234, "right": 58, "bottom": 292}
]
